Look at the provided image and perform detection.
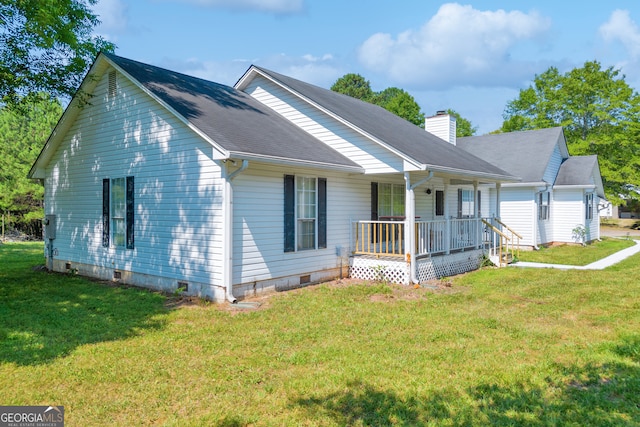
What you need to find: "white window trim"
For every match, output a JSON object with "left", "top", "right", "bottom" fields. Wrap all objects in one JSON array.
[{"left": 296, "top": 176, "right": 318, "bottom": 251}]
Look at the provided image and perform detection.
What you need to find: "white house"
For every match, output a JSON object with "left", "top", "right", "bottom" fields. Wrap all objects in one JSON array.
[
  {"left": 29, "top": 53, "right": 519, "bottom": 302},
  {"left": 455, "top": 127, "right": 605, "bottom": 248}
]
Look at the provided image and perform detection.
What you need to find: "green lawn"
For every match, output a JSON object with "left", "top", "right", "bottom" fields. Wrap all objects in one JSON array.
[
  {"left": 1, "top": 242, "right": 639, "bottom": 426},
  {"left": 516, "top": 237, "right": 636, "bottom": 265}
]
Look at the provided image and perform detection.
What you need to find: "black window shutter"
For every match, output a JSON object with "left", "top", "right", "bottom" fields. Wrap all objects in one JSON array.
[
  {"left": 284, "top": 175, "right": 295, "bottom": 252},
  {"left": 318, "top": 178, "right": 327, "bottom": 249},
  {"left": 102, "top": 179, "right": 110, "bottom": 247},
  {"left": 370, "top": 182, "right": 378, "bottom": 220},
  {"left": 457, "top": 189, "right": 463, "bottom": 218},
  {"left": 126, "top": 176, "right": 135, "bottom": 249},
  {"left": 477, "top": 190, "right": 482, "bottom": 217}
]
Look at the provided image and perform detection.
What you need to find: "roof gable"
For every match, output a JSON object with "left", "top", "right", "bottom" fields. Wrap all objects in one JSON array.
[
  {"left": 30, "top": 53, "right": 362, "bottom": 178},
  {"left": 103, "top": 54, "right": 360, "bottom": 171},
  {"left": 555, "top": 155, "right": 605, "bottom": 198},
  {"left": 236, "top": 66, "right": 517, "bottom": 182},
  {"left": 457, "top": 127, "right": 567, "bottom": 183}
]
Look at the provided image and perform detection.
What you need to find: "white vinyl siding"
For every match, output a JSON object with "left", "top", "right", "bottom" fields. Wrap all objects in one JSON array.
[
  {"left": 231, "top": 162, "right": 371, "bottom": 284},
  {"left": 244, "top": 76, "right": 406, "bottom": 174},
  {"left": 543, "top": 144, "right": 564, "bottom": 183},
  {"left": 551, "top": 189, "right": 585, "bottom": 243},
  {"left": 499, "top": 188, "right": 536, "bottom": 247},
  {"left": 43, "top": 68, "right": 225, "bottom": 286}
]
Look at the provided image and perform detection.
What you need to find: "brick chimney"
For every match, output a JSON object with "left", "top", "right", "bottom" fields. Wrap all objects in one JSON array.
[{"left": 425, "top": 111, "right": 456, "bottom": 145}]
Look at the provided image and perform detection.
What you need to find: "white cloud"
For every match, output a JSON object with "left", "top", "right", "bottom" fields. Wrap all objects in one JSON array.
[
  {"left": 599, "top": 10, "right": 640, "bottom": 60},
  {"left": 357, "top": 3, "right": 551, "bottom": 89},
  {"left": 174, "top": 0, "right": 304, "bottom": 14}
]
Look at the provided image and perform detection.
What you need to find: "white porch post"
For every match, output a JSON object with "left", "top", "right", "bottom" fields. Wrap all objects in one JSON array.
[
  {"left": 496, "top": 182, "right": 501, "bottom": 220},
  {"left": 473, "top": 181, "right": 480, "bottom": 249},
  {"left": 404, "top": 172, "right": 415, "bottom": 285},
  {"left": 444, "top": 179, "right": 450, "bottom": 255}
]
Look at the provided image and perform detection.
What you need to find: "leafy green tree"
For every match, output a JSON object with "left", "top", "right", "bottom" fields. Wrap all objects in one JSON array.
[
  {"left": 330, "top": 73, "right": 374, "bottom": 101},
  {"left": 446, "top": 109, "right": 477, "bottom": 137},
  {"left": 502, "top": 61, "right": 640, "bottom": 203},
  {"left": 0, "top": 94, "right": 62, "bottom": 237},
  {"left": 375, "top": 87, "right": 425, "bottom": 126},
  {"left": 331, "top": 75, "right": 425, "bottom": 126},
  {"left": 0, "top": 0, "right": 115, "bottom": 106}
]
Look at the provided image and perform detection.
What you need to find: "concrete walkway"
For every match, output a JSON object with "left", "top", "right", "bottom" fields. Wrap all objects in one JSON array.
[{"left": 511, "top": 239, "right": 640, "bottom": 270}]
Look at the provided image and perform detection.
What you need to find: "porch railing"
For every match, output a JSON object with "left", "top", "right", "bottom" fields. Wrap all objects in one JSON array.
[
  {"left": 482, "top": 218, "right": 523, "bottom": 266},
  {"left": 351, "top": 218, "right": 483, "bottom": 258}
]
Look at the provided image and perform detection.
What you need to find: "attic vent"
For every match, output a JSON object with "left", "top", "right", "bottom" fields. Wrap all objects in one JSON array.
[{"left": 108, "top": 70, "right": 117, "bottom": 98}]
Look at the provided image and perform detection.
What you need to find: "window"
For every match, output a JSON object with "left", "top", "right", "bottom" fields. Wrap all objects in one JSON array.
[
  {"left": 103, "top": 176, "right": 134, "bottom": 249},
  {"left": 111, "top": 178, "right": 126, "bottom": 247},
  {"left": 456, "top": 189, "right": 482, "bottom": 218},
  {"left": 284, "top": 175, "right": 326, "bottom": 252},
  {"left": 538, "top": 191, "right": 550, "bottom": 221},
  {"left": 435, "top": 190, "right": 444, "bottom": 216},
  {"left": 378, "top": 183, "right": 405, "bottom": 218},
  {"left": 457, "top": 189, "right": 473, "bottom": 218},
  {"left": 585, "top": 193, "right": 594, "bottom": 220}
]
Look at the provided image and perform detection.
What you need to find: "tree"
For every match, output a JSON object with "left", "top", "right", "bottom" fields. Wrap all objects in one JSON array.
[
  {"left": 502, "top": 61, "right": 640, "bottom": 203},
  {"left": 0, "top": 94, "right": 62, "bottom": 237},
  {"left": 446, "top": 109, "right": 477, "bottom": 137},
  {"left": 331, "top": 75, "right": 425, "bottom": 126},
  {"left": 330, "top": 73, "right": 374, "bottom": 101},
  {"left": 0, "top": 0, "right": 115, "bottom": 106},
  {"left": 375, "top": 87, "right": 425, "bottom": 126}
]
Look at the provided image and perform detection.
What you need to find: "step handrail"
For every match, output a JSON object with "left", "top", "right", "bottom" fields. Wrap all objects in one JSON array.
[
  {"left": 494, "top": 217, "right": 521, "bottom": 260},
  {"left": 482, "top": 219, "right": 511, "bottom": 267},
  {"left": 494, "top": 218, "right": 523, "bottom": 239}
]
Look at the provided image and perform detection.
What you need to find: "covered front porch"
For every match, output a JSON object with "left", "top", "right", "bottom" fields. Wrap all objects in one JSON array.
[{"left": 348, "top": 216, "right": 520, "bottom": 284}]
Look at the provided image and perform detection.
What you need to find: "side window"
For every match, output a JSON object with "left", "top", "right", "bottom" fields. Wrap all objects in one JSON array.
[
  {"left": 284, "top": 175, "right": 326, "bottom": 252},
  {"left": 538, "top": 191, "right": 550, "bottom": 221},
  {"left": 585, "top": 193, "right": 594, "bottom": 220},
  {"left": 103, "top": 176, "right": 134, "bottom": 249}
]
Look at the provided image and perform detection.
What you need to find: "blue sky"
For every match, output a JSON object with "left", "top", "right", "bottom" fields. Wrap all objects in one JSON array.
[{"left": 93, "top": 0, "right": 640, "bottom": 134}]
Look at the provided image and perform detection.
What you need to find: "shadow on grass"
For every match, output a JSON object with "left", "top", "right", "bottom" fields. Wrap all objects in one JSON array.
[
  {"left": 293, "top": 338, "right": 640, "bottom": 425},
  {"left": 0, "top": 245, "right": 168, "bottom": 366}
]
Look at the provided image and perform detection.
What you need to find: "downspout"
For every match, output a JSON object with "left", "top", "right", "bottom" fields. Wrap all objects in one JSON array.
[
  {"left": 405, "top": 171, "right": 434, "bottom": 284},
  {"left": 223, "top": 159, "right": 248, "bottom": 303}
]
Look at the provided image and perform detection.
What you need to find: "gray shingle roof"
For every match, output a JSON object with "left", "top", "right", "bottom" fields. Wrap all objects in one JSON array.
[
  {"left": 104, "top": 53, "right": 361, "bottom": 170},
  {"left": 555, "top": 155, "right": 598, "bottom": 186},
  {"left": 247, "top": 66, "right": 517, "bottom": 180},
  {"left": 457, "top": 127, "right": 565, "bottom": 182}
]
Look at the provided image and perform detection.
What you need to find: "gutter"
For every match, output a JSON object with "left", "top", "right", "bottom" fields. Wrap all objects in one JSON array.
[{"left": 223, "top": 159, "right": 249, "bottom": 303}]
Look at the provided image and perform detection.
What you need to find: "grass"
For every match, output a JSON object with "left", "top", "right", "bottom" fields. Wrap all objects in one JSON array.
[
  {"left": 1, "top": 241, "right": 639, "bottom": 426},
  {"left": 516, "top": 237, "right": 636, "bottom": 265}
]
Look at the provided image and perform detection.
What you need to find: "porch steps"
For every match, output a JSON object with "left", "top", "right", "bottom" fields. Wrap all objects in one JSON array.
[{"left": 489, "top": 253, "right": 514, "bottom": 267}]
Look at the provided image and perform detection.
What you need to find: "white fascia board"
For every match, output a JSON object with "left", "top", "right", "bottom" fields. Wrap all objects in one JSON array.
[
  {"left": 237, "top": 67, "right": 424, "bottom": 171},
  {"left": 502, "top": 181, "right": 548, "bottom": 188},
  {"left": 230, "top": 152, "right": 365, "bottom": 174}
]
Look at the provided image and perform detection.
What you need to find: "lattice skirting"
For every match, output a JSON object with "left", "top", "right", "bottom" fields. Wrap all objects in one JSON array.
[
  {"left": 416, "top": 249, "right": 483, "bottom": 282},
  {"left": 349, "top": 256, "right": 410, "bottom": 284},
  {"left": 350, "top": 250, "right": 484, "bottom": 284}
]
